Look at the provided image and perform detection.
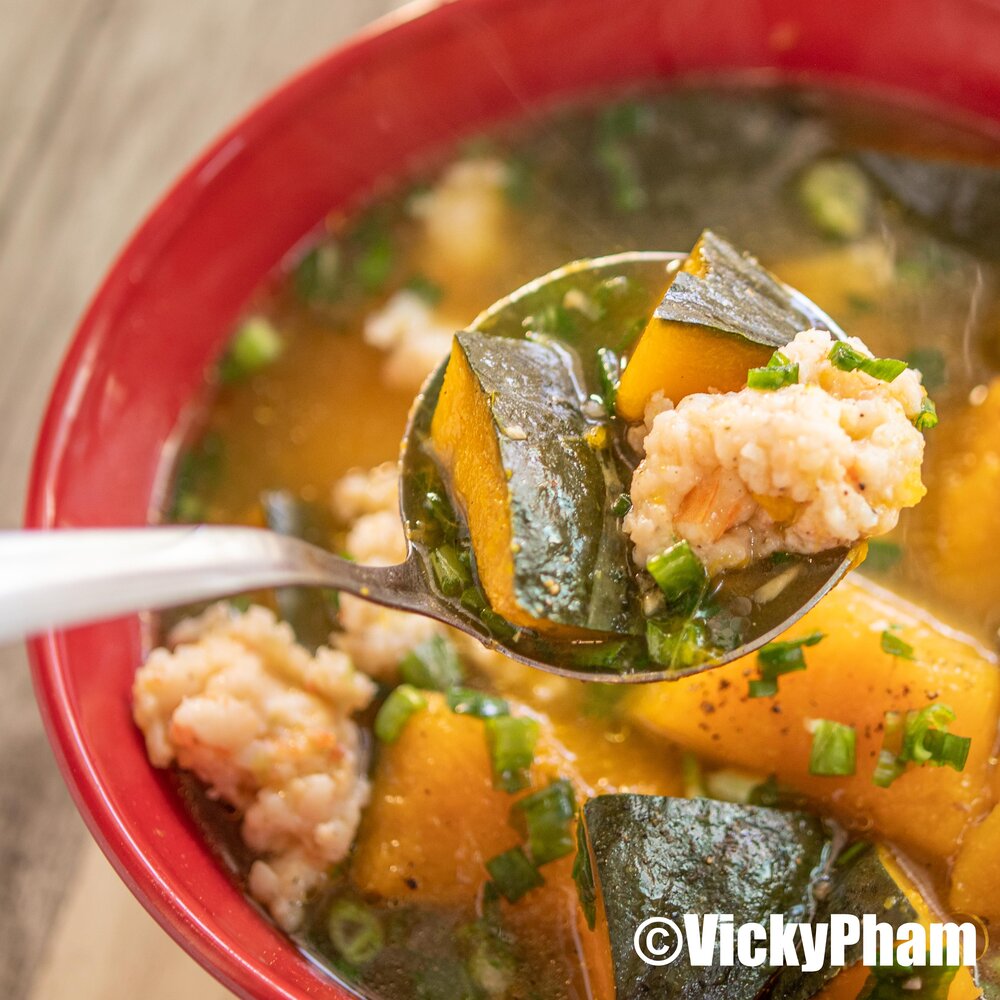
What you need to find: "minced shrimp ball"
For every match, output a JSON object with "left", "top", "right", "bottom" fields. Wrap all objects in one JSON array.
[
  {"left": 625, "top": 328, "right": 928, "bottom": 575},
  {"left": 132, "top": 604, "right": 375, "bottom": 931}
]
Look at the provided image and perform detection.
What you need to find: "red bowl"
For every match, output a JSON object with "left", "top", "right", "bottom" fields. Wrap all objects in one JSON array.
[{"left": 24, "top": 0, "right": 1000, "bottom": 996}]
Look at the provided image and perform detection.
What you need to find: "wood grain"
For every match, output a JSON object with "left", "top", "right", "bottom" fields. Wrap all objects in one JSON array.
[{"left": 0, "top": 2, "right": 407, "bottom": 996}]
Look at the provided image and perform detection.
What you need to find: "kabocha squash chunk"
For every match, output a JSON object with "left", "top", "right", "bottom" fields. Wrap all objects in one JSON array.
[
  {"left": 950, "top": 803, "right": 1000, "bottom": 921},
  {"left": 626, "top": 576, "right": 999, "bottom": 861},
  {"left": 431, "top": 331, "right": 631, "bottom": 635},
  {"left": 616, "top": 229, "right": 820, "bottom": 421}
]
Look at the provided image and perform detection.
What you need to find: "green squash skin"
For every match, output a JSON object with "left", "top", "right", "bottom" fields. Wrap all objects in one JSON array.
[
  {"left": 581, "top": 795, "right": 916, "bottom": 1000},
  {"left": 656, "top": 229, "right": 822, "bottom": 348},
  {"left": 455, "top": 332, "right": 635, "bottom": 634}
]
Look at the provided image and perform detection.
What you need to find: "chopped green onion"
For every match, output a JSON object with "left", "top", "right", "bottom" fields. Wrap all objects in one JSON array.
[
  {"left": 596, "top": 347, "right": 622, "bottom": 414},
  {"left": 905, "top": 348, "right": 947, "bottom": 391},
  {"left": 458, "top": 920, "right": 516, "bottom": 996},
  {"left": 750, "top": 631, "right": 825, "bottom": 696},
  {"left": 485, "top": 847, "right": 543, "bottom": 902},
  {"left": 834, "top": 840, "right": 872, "bottom": 868},
  {"left": 611, "top": 493, "right": 632, "bottom": 517},
  {"left": 647, "top": 540, "right": 707, "bottom": 604},
  {"left": 581, "top": 682, "right": 627, "bottom": 718},
  {"left": 460, "top": 586, "right": 488, "bottom": 614},
  {"left": 374, "top": 684, "right": 427, "bottom": 743},
  {"left": 481, "top": 608, "right": 517, "bottom": 642},
  {"left": 914, "top": 396, "right": 939, "bottom": 431},
  {"left": 863, "top": 539, "right": 903, "bottom": 573},
  {"left": 797, "top": 159, "right": 873, "bottom": 241},
  {"left": 748, "top": 352, "right": 800, "bottom": 390},
  {"left": 446, "top": 687, "right": 510, "bottom": 719},
  {"left": 399, "top": 635, "right": 464, "bottom": 691},
  {"left": 423, "top": 490, "right": 459, "bottom": 541},
  {"left": 327, "top": 899, "right": 383, "bottom": 966},
  {"left": 218, "top": 317, "right": 284, "bottom": 383},
  {"left": 880, "top": 630, "right": 915, "bottom": 660},
  {"left": 873, "top": 703, "right": 971, "bottom": 787},
  {"left": 170, "top": 432, "right": 224, "bottom": 523},
  {"left": 646, "top": 618, "right": 711, "bottom": 669},
  {"left": 354, "top": 222, "right": 393, "bottom": 293},
  {"left": 571, "top": 639, "right": 629, "bottom": 671},
  {"left": 524, "top": 302, "right": 576, "bottom": 338},
  {"left": 748, "top": 775, "right": 810, "bottom": 810},
  {"left": 808, "top": 719, "right": 857, "bottom": 777},
  {"left": 294, "top": 243, "right": 342, "bottom": 304},
  {"left": 429, "top": 544, "right": 470, "bottom": 597},
  {"left": 748, "top": 677, "right": 779, "bottom": 699},
  {"left": 860, "top": 961, "right": 959, "bottom": 999},
  {"left": 572, "top": 816, "right": 597, "bottom": 930},
  {"left": 510, "top": 779, "right": 577, "bottom": 865},
  {"left": 828, "top": 341, "right": 907, "bottom": 382},
  {"left": 404, "top": 273, "right": 444, "bottom": 306},
  {"left": 595, "top": 104, "right": 652, "bottom": 213},
  {"left": 485, "top": 716, "right": 539, "bottom": 793}
]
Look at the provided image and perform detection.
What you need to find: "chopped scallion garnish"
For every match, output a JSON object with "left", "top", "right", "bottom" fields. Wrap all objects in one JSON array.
[
  {"left": 749, "top": 631, "right": 825, "bottom": 697},
  {"left": 485, "top": 716, "right": 539, "bottom": 793},
  {"left": 646, "top": 540, "right": 707, "bottom": 604},
  {"left": 481, "top": 608, "right": 517, "bottom": 642},
  {"left": 646, "top": 618, "right": 710, "bottom": 669},
  {"left": 510, "top": 779, "right": 577, "bottom": 865},
  {"left": 399, "top": 635, "right": 464, "bottom": 691},
  {"left": 748, "top": 350, "right": 800, "bottom": 390},
  {"left": 485, "top": 847, "right": 543, "bottom": 902},
  {"left": 327, "top": 899, "right": 383, "bottom": 966},
  {"left": 429, "top": 544, "right": 470, "bottom": 597},
  {"left": 808, "top": 719, "right": 857, "bottom": 777},
  {"left": 596, "top": 347, "right": 622, "bottom": 414},
  {"left": 873, "top": 703, "right": 972, "bottom": 787},
  {"left": 914, "top": 396, "right": 938, "bottom": 431},
  {"left": 863, "top": 539, "right": 903, "bottom": 573},
  {"left": 218, "top": 317, "right": 284, "bottom": 384},
  {"left": 611, "top": 493, "right": 632, "bottom": 517},
  {"left": 880, "top": 630, "right": 915, "bottom": 660},
  {"left": 374, "top": 684, "right": 427, "bottom": 743},
  {"left": 828, "top": 341, "right": 907, "bottom": 382},
  {"left": 446, "top": 687, "right": 510, "bottom": 719}
]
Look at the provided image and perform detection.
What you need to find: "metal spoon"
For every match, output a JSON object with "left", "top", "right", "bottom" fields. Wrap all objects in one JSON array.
[{"left": 0, "top": 252, "right": 855, "bottom": 681}]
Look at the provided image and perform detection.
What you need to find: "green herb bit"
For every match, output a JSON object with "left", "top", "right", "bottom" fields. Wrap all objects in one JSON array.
[
  {"left": 170, "top": 432, "right": 224, "bottom": 523},
  {"left": 880, "top": 629, "right": 915, "bottom": 660},
  {"left": 863, "top": 539, "right": 903, "bottom": 573},
  {"left": 485, "top": 847, "right": 543, "bottom": 902},
  {"left": 914, "top": 396, "right": 938, "bottom": 431},
  {"left": 747, "top": 775, "right": 810, "bottom": 810},
  {"left": 481, "top": 608, "right": 517, "bottom": 642},
  {"left": 905, "top": 348, "right": 947, "bottom": 391},
  {"left": 747, "top": 361, "right": 799, "bottom": 390},
  {"left": 218, "top": 316, "right": 284, "bottom": 384},
  {"left": 611, "top": 493, "right": 632, "bottom": 517},
  {"left": 458, "top": 920, "right": 516, "bottom": 996},
  {"left": 581, "top": 682, "right": 627, "bottom": 719},
  {"left": 524, "top": 301, "right": 576, "bottom": 338},
  {"left": 460, "top": 586, "right": 488, "bottom": 614},
  {"left": 859, "top": 960, "right": 959, "bottom": 999},
  {"left": 447, "top": 687, "right": 510, "bottom": 719},
  {"left": 797, "top": 159, "right": 873, "bottom": 241},
  {"left": 353, "top": 218, "right": 394, "bottom": 293},
  {"left": 404, "top": 273, "right": 444, "bottom": 306},
  {"left": 571, "top": 815, "right": 597, "bottom": 930},
  {"left": 423, "top": 490, "right": 459, "bottom": 541},
  {"left": 294, "top": 243, "right": 341, "bottom": 304},
  {"left": 485, "top": 716, "right": 540, "bottom": 793},
  {"left": 374, "top": 684, "right": 427, "bottom": 743},
  {"left": 828, "top": 341, "right": 908, "bottom": 382},
  {"left": 749, "top": 631, "right": 825, "bottom": 696},
  {"left": 429, "top": 544, "right": 471, "bottom": 597},
  {"left": 808, "top": 719, "right": 857, "bottom": 777},
  {"left": 647, "top": 540, "right": 707, "bottom": 604},
  {"left": 873, "top": 704, "right": 972, "bottom": 787},
  {"left": 400, "top": 635, "right": 464, "bottom": 691},
  {"left": 571, "top": 639, "right": 629, "bottom": 672},
  {"left": 596, "top": 347, "right": 622, "bottom": 414},
  {"left": 327, "top": 899, "right": 383, "bottom": 966},
  {"left": 646, "top": 618, "right": 711, "bottom": 669},
  {"left": 511, "top": 779, "right": 577, "bottom": 865}
]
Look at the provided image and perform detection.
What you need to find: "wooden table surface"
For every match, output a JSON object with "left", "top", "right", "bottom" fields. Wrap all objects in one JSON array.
[{"left": 0, "top": 2, "right": 408, "bottom": 996}]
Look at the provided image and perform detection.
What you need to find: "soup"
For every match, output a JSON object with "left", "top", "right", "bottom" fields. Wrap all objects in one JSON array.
[{"left": 138, "top": 86, "right": 1000, "bottom": 998}]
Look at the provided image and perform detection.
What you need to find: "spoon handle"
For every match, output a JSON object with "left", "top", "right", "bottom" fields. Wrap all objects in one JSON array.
[{"left": 0, "top": 526, "right": 416, "bottom": 645}]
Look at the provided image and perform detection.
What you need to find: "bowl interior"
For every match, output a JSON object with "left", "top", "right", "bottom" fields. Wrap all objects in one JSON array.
[{"left": 26, "top": 0, "right": 1000, "bottom": 996}]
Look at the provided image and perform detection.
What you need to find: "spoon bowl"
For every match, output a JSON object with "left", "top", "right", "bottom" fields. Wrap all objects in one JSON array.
[{"left": 0, "top": 252, "right": 856, "bottom": 682}]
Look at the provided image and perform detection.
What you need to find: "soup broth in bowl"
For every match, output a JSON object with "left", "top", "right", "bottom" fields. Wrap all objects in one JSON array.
[{"left": 130, "top": 85, "right": 1000, "bottom": 999}]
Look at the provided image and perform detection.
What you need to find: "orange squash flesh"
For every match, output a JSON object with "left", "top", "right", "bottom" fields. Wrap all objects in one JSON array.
[
  {"left": 627, "top": 575, "right": 999, "bottom": 861},
  {"left": 950, "top": 802, "right": 1000, "bottom": 921},
  {"left": 430, "top": 337, "right": 523, "bottom": 626}
]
